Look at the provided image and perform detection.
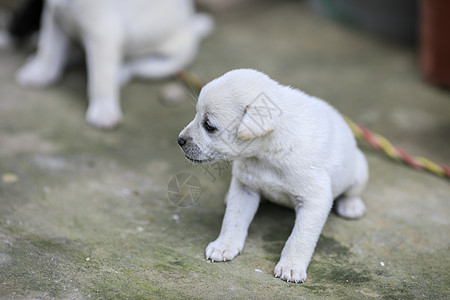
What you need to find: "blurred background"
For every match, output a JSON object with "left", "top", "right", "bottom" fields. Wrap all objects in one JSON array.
[{"left": 2, "top": 0, "right": 449, "bottom": 87}]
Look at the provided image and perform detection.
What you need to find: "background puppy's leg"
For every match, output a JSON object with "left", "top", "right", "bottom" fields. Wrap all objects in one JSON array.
[
  {"left": 335, "top": 150, "right": 369, "bottom": 219},
  {"left": 16, "top": 3, "right": 68, "bottom": 87},
  {"left": 84, "top": 34, "right": 123, "bottom": 129},
  {"left": 120, "top": 54, "right": 192, "bottom": 85},
  {"left": 120, "top": 13, "right": 213, "bottom": 85},
  {"left": 120, "top": 27, "right": 198, "bottom": 85},
  {"left": 274, "top": 183, "right": 333, "bottom": 283},
  {"left": 206, "top": 178, "right": 260, "bottom": 262}
]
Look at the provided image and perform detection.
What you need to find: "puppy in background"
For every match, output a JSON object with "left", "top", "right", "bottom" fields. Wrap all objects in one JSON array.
[
  {"left": 178, "top": 69, "right": 368, "bottom": 283},
  {"left": 14, "top": 0, "right": 213, "bottom": 128}
]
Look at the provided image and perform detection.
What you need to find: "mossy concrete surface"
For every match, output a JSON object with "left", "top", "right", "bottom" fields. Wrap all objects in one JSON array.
[{"left": 1, "top": 1, "right": 449, "bottom": 299}]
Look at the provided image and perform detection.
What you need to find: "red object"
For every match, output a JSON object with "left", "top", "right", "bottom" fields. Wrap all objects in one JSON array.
[{"left": 421, "top": 0, "right": 450, "bottom": 88}]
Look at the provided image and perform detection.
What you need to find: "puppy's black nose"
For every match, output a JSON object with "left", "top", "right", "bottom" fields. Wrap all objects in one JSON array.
[{"left": 177, "top": 136, "right": 187, "bottom": 147}]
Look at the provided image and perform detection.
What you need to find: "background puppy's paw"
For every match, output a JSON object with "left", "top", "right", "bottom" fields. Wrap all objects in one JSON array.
[
  {"left": 16, "top": 58, "right": 60, "bottom": 87},
  {"left": 335, "top": 197, "right": 366, "bottom": 219},
  {"left": 86, "top": 100, "right": 122, "bottom": 129},
  {"left": 192, "top": 13, "right": 214, "bottom": 39},
  {"left": 205, "top": 239, "right": 242, "bottom": 262},
  {"left": 274, "top": 261, "right": 307, "bottom": 283},
  {"left": 159, "top": 82, "right": 187, "bottom": 106}
]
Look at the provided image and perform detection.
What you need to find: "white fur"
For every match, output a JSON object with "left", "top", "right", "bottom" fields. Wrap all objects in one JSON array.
[
  {"left": 16, "top": 0, "right": 213, "bottom": 128},
  {"left": 178, "top": 69, "right": 369, "bottom": 283}
]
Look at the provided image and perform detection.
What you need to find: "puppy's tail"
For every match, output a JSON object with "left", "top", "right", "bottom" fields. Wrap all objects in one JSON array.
[{"left": 191, "top": 13, "right": 214, "bottom": 39}]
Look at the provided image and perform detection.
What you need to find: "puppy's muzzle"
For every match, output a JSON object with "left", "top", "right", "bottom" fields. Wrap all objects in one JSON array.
[
  {"left": 177, "top": 134, "right": 195, "bottom": 154},
  {"left": 177, "top": 135, "right": 208, "bottom": 163}
]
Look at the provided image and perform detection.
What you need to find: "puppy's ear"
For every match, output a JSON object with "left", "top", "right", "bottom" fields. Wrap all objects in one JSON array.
[{"left": 237, "top": 105, "right": 276, "bottom": 140}]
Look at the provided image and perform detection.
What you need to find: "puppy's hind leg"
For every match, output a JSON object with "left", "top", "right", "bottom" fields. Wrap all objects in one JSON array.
[
  {"left": 120, "top": 26, "right": 200, "bottom": 85},
  {"left": 16, "top": 3, "right": 69, "bottom": 87},
  {"left": 119, "top": 55, "right": 190, "bottom": 86},
  {"left": 335, "top": 150, "right": 368, "bottom": 219},
  {"left": 120, "top": 50, "right": 194, "bottom": 85}
]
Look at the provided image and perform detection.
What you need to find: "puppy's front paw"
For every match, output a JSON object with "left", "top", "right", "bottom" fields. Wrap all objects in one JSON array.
[
  {"left": 205, "top": 239, "right": 242, "bottom": 262},
  {"left": 16, "top": 57, "right": 60, "bottom": 87},
  {"left": 274, "top": 260, "right": 307, "bottom": 283},
  {"left": 86, "top": 100, "right": 122, "bottom": 129}
]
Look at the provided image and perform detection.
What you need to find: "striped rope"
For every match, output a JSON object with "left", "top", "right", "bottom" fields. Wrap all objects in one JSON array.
[
  {"left": 344, "top": 116, "right": 450, "bottom": 179},
  {"left": 176, "top": 71, "right": 450, "bottom": 180}
]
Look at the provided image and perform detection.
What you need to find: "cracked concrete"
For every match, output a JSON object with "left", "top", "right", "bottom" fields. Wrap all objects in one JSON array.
[{"left": 1, "top": 1, "right": 449, "bottom": 299}]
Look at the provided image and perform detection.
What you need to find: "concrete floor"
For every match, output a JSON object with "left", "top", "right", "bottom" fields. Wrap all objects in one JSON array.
[{"left": 1, "top": 1, "right": 449, "bottom": 299}]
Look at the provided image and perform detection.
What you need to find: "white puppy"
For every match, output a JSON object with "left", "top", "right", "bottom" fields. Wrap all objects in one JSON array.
[
  {"left": 178, "top": 69, "right": 368, "bottom": 283},
  {"left": 16, "top": 0, "right": 212, "bottom": 128}
]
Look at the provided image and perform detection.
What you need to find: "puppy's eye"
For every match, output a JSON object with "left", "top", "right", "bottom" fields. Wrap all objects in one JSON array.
[{"left": 203, "top": 119, "right": 217, "bottom": 133}]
